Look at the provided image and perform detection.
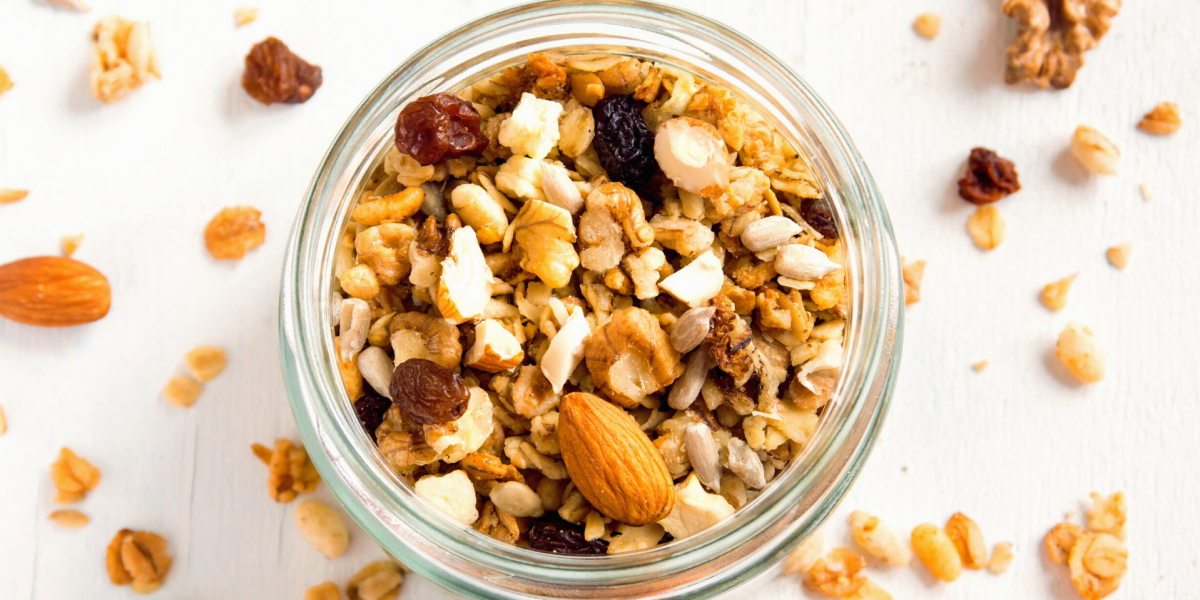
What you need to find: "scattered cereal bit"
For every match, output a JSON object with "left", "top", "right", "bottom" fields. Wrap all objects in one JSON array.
[
  {"left": 204, "top": 206, "right": 265, "bottom": 260},
  {"left": 0, "top": 404, "right": 6, "bottom": 435},
  {"left": 106, "top": 528, "right": 173, "bottom": 594},
  {"left": 162, "top": 375, "right": 202, "bottom": 408},
  {"left": 233, "top": 6, "right": 259, "bottom": 27},
  {"left": 295, "top": 499, "right": 350, "bottom": 559},
  {"left": 806, "top": 547, "right": 867, "bottom": 597},
  {"left": 1138, "top": 102, "right": 1181, "bottom": 135},
  {"left": 303, "top": 581, "right": 339, "bottom": 600},
  {"left": 242, "top": 37, "right": 323, "bottom": 105},
  {"left": 966, "top": 205, "right": 1006, "bottom": 250},
  {"left": 346, "top": 560, "right": 405, "bottom": 600},
  {"left": 958, "top": 147, "right": 1021, "bottom": 205},
  {"left": 0, "top": 65, "right": 12, "bottom": 96},
  {"left": 901, "top": 258, "right": 925, "bottom": 305},
  {"left": 1106, "top": 243, "right": 1131, "bottom": 270},
  {"left": 49, "top": 509, "right": 89, "bottom": 528},
  {"left": 1086, "top": 492, "right": 1127, "bottom": 540},
  {"left": 1002, "top": 0, "right": 1119, "bottom": 89},
  {"left": 50, "top": 447, "right": 101, "bottom": 504},
  {"left": 43, "top": 0, "right": 91, "bottom": 10},
  {"left": 89, "top": 15, "right": 162, "bottom": 104},
  {"left": 1040, "top": 273, "right": 1078, "bottom": 312},
  {"left": 913, "top": 12, "right": 943, "bottom": 39},
  {"left": 988, "top": 541, "right": 1015, "bottom": 574},
  {"left": 1139, "top": 182, "right": 1153, "bottom": 202},
  {"left": 1056, "top": 323, "right": 1106, "bottom": 384},
  {"left": 783, "top": 530, "right": 825, "bottom": 575},
  {"left": 973, "top": 360, "right": 989, "bottom": 372},
  {"left": 1047, "top": 522, "right": 1084, "bottom": 564},
  {"left": 911, "top": 523, "right": 962, "bottom": 582},
  {"left": 1070, "top": 125, "right": 1120, "bottom": 176},
  {"left": 1068, "top": 532, "right": 1127, "bottom": 600},
  {"left": 184, "top": 346, "right": 227, "bottom": 382},
  {"left": 847, "top": 579, "right": 892, "bottom": 600},
  {"left": 61, "top": 234, "right": 84, "bottom": 257},
  {"left": 251, "top": 438, "right": 320, "bottom": 502},
  {"left": 946, "top": 512, "right": 988, "bottom": 570},
  {"left": 849, "top": 511, "right": 911, "bottom": 566},
  {"left": 0, "top": 189, "right": 29, "bottom": 204}
]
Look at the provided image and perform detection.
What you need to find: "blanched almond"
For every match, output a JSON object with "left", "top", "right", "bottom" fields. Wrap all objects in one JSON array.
[
  {"left": 658, "top": 250, "right": 724, "bottom": 307},
  {"left": 654, "top": 117, "right": 731, "bottom": 196},
  {"left": 465, "top": 319, "right": 524, "bottom": 373}
]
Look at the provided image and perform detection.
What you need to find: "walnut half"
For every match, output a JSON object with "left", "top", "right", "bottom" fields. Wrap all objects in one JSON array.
[
  {"left": 1002, "top": 0, "right": 1121, "bottom": 90},
  {"left": 584, "top": 306, "right": 683, "bottom": 408}
]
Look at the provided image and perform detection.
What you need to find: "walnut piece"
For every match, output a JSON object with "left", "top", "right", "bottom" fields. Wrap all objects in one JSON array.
[
  {"left": 251, "top": 438, "right": 320, "bottom": 502},
  {"left": 1002, "top": 0, "right": 1121, "bottom": 90},
  {"left": 89, "top": 15, "right": 162, "bottom": 104},
  {"left": 584, "top": 306, "right": 683, "bottom": 407},
  {"left": 389, "top": 311, "right": 462, "bottom": 370},
  {"left": 204, "top": 206, "right": 265, "bottom": 260},
  {"left": 511, "top": 199, "right": 580, "bottom": 289},
  {"left": 1138, "top": 102, "right": 1181, "bottom": 135},
  {"left": 375, "top": 405, "right": 439, "bottom": 472},
  {"left": 706, "top": 296, "right": 756, "bottom": 385},
  {"left": 50, "top": 447, "right": 101, "bottom": 505},
  {"left": 579, "top": 183, "right": 655, "bottom": 272},
  {"left": 106, "top": 529, "right": 173, "bottom": 594},
  {"left": 901, "top": 258, "right": 926, "bottom": 305}
]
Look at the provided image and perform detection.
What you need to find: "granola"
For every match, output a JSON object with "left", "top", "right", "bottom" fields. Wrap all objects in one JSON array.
[
  {"left": 331, "top": 52, "right": 846, "bottom": 551},
  {"left": 50, "top": 447, "right": 101, "bottom": 504},
  {"left": 251, "top": 438, "right": 321, "bottom": 502},
  {"left": 1045, "top": 493, "right": 1129, "bottom": 599},
  {"left": 106, "top": 529, "right": 172, "bottom": 594},
  {"left": 1002, "top": 0, "right": 1120, "bottom": 89},
  {"left": 89, "top": 15, "right": 162, "bottom": 104}
]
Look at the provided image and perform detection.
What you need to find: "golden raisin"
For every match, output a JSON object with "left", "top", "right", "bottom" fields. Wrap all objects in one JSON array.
[{"left": 204, "top": 206, "right": 266, "bottom": 260}]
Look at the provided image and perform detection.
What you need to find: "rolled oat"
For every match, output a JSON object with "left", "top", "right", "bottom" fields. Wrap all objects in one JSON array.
[
  {"left": 911, "top": 523, "right": 962, "bottom": 582},
  {"left": 988, "top": 541, "right": 1015, "bottom": 574},
  {"left": 1070, "top": 125, "right": 1120, "bottom": 176},
  {"left": 184, "top": 345, "right": 227, "bottom": 382},
  {"left": 1138, "top": 102, "right": 1181, "bottom": 135},
  {"left": 966, "top": 205, "right": 1006, "bottom": 250},
  {"left": 162, "top": 375, "right": 202, "bottom": 407},
  {"left": 346, "top": 560, "right": 405, "bottom": 600},
  {"left": 0, "top": 189, "right": 29, "bottom": 204},
  {"left": 48, "top": 509, "right": 89, "bottom": 528},
  {"left": 106, "top": 529, "right": 172, "bottom": 594},
  {"left": 50, "top": 447, "right": 101, "bottom": 504}
]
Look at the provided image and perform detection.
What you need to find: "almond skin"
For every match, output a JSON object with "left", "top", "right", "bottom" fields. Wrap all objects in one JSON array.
[
  {"left": 558, "top": 392, "right": 675, "bottom": 526},
  {"left": 0, "top": 256, "right": 111, "bottom": 327}
]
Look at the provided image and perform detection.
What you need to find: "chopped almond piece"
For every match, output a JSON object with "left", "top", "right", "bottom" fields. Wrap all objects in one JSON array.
[
  {"left": 61, "top": 234, "right": 84, "bottom": 257},
  {"left": 1040, "top": 273, "right": 1077, "bottom": 311},
  {"left": 1106, "top": 243, "right": 1131, "bottom": 270},
  {"left": 234, "top": 7, "right": 259, "bottom": 26}
]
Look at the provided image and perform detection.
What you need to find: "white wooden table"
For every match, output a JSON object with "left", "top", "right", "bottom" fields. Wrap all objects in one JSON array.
[{"left": 2, "top": 0, "right": 1197, "bottom": 598}]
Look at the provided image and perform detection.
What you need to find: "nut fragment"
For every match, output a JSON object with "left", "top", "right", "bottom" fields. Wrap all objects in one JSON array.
[
  {"left": 251, "top": 438, "right": 320, "bottom": 502},
  {"left": 1069, "top": 532, "right": 1127, "bottom": 600},
  {"left": 988, "top": 541, "right": 1015, "bottom": 574},
  {"left": 584, "top": 306, "right": 683, "bottom": 407},
  {"left": 304, "top": 582, "right": 339, "bottom": 600},
  {"left": 806, "top": 547, "right": 866, "bottom": 598},
  {"left": 659, "top": 250, "right": 725, "bottom": 307},
  {"left": 204, "top": 206, "right": 266, "bottom": 260},
  {"left": 1070, "top": 125, "right": 1120, "bottom": 175},
  {"left": 294, "top": 499, "right": 351, "bottom": 559},
  {"left": 512, "top": 200, "right": 580, "bottom": 288},
  {"left": 849, "top": 511, "right": 912, "bottom": 567},
  {"left": 49, "top": 509, "right": 90, "bottom": 528},
  {"left": 106, "top": 529, "right": 173, "bottom": 594},
  {"left": 540, "top": 308, "right": 590, "bottom": 393},
  {"left": 913, "top": 12, "right": 942, "bottom": 39},
  {"left": 1056, "top": 322, "right": 1106, "bottom": 383},
  {"left": 499, "top": 93, "right": 563, "bottom": 160},
  {"left": 465, "top": 319, "right": 525, "bottom": 373},
  {"left": 184, "top": 346, "right": 226, "bottom": 382},
  {"left": 945, "top": 512, "right": 988, "bottom": 570},
  {"left": 1002, "top": 0, "right": 1120, "bottom": 89},
  {"left": 911, "top": 523, "right": 962, "bottom": 582},
  {"left": 489, "top": 481, "right": 545, "bottom": 517},
  {"left": 234, "top": 7, "right": 259, "bottom": 26},
  {"left": 658, "top": 472, "right": 734, "bottom": 539},
  {"left": 782, "top": 530, "right": 825, "bottom": 574},
  {"left": 1086, "top": 491, "right": 1126, "bottom": 540},
  {"left": 0, "top": 405, "right": 6, "bottom": 435},
  {"left": 435, "top": 226, "right": 494, "bottom": 324},
  {"left": 0, "top": 189, "right": 28, "bottom": 204},
  {"left": 579, "top": 183, "right": 654, "bottom": 272},
  {"left": 415, "top": 469, "right": 479, "bottom": 525},
  {"left": 1137, "top": 102, "right": 1181, "bottom": 135},
  {"left": 162, "top": 375, "right": 202, "bottom": 408},
  {"left": 1041, "top": 273, "right": 1078, "bottom": 311},
  {"left": 540, "top": 163, "right": 585, "bottom": 215},
  {"left": 0, "top": 66, "right": 10, "bottom": 97},
  {"left": 1105, "top": 242, "right": 1131, "bottom": 270},
  {"left": 89, "top": 15, "right": 162, "bottom": 104},
  {"left": 654, "top": 117, "right": 731, "bottom": 196},
  {"left": 966, "top": 205, "right": 1006, "bottom": 250},
  {"left": 50, "top": 446, "right": 101, "bottom": 504},
  {"left": 901, "top": 258, "right": 926, "bottom": 305},
  {"left": 608, "top": 523, "right": 666, "bottom": 554},
  {"left": 61, "top": 233, "right": 84, "bottom": 257},
  {"left": 346, "top": 561, "right": 405, "bottom": 600}
]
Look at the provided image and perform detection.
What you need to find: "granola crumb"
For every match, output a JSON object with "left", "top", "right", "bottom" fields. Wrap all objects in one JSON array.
[
  {"left": 1040, "top": 273, "right": 1078, "bottom": 312},
  {"left": 234, "top": 6, "right": 259, "bottom": 27},
  {"left": 0, "top": 404, "right": 6, "bottom": 435},
  {"left": 163, "top": 374, "right": 202, "bottom": 407},
  {"left": 252, "top": 438, "right": 320, "bottom": 502},
  {"left": 901, "top": 257, "right": 926, "bottom": 305},
  {"left": 50, "top": 447, "right": 101, "bottom": 504},
  {"left": 1139, "top": 182, "right": 1153, "bottom": 202},
  {"left": 106, "top": 529, "right": 173, "bottom": 593},
  {"left": 49, "top": 509, "right": 90, "bottom": 528},
  {"left": 1086, "top": 491, "right": 1127, "bottom": 540},
  {"left": 913, "top": 12, "right": 943, "bottom": 39},
  {"left": 973, "top": 360, "right": 989, "bottom": 372},
  {"left": 1106, "top": 243, "right": 1131, "bottom": 270},
  {"left": 988, "top": 541, "right": 1015, "bottom": 574},
  {"left": 0, "top": 189, "right": 29, "bottom": 204},
  {"left": 1070, "top": 125, "right": 1120, "bottom": 176},
  {"left": 966, "top": 205, "right": 1006, "bottom": 251},
  {"left": 184, "top": 346, "right": 227, "bottom": 382},
  {"left": 89, "top": 15, "right": 162, "bottom": 104},
  {"left": 1138, "top": 102, "right": 1181, "bottom": 135},
  {"left": 303, "top": 581, "right": 339, "bottom": 600},
  {"left": 61, "top": 234, "right": 84, "bottom": 257},
  {"left": 0, "top": 65, "right": 11, "bottom": 96},
  {"left": 1002, "top": 0, "right": 1120, "bottom": 89}
]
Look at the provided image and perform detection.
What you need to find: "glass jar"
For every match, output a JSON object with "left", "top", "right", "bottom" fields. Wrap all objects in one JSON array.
[{"left": 279, "top": 2, "right": 903, "bottom": 598}]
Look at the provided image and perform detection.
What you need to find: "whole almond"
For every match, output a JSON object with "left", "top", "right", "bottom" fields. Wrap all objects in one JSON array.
[
  {"left": 0, "top": 256, "right": 111, "bottom": 326},
  {"left": 558, "top": 392, "right": 675, "bottom": 526}
]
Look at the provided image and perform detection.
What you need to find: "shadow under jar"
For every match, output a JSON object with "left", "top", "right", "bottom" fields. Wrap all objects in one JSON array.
[{"left": 280, "top": 2, "right": 903, "bottom": 599}]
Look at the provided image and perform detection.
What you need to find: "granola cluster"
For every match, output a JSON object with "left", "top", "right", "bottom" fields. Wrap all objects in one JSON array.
[{"left": 330, "top": 52, "right": 847, "bottom": 552}]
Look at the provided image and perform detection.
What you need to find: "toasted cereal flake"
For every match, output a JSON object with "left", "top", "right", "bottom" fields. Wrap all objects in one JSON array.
[
  {"left": 946, "top": 512, "right": 988, "bottom": 570},
  {"left": 184, "top": 346, "right": 227, "bottom": 382},
  {"left": 0, "top": 65, "right": 12, "bottom": 96},
  {"left": 347, "top": 560, "right": 405, "bottom": 600},
  {"left": 850, "top": 511, "right": 912, "bottom": 566},
  {"left": 1139, "top": 182, "right": 1154, "bottom": 202},
  {"left": 1040, "top": 273, "right": 1078, "bottom": 312},
  {"left": 911, "top": 523, "right": 962, "bottom": 582},
  {"left": 0, "top": 189, "right": 28, "bottom": 204},
  {"left": 105, "top": 529, "right": 173, "bottom": 593},
  {"left": 1046, "top": 522, "right": 1084, "bottom": 564},
  {"left": 234, "top": 6, "right": 259, "bottom": 26},
  {"left": 204, "top": 206, "right": 266, "bottom": 260},
  {"left": 61, "top": 234, "right": 84, "bottom": 257},
  {"left": 806, "top": 547, "right": 867, "bottom": 597},
  {"left": 973, "top": 360, "right": 989, "bottom": 372},
  {"left": 988, "top": 541, "right": 1015, "bottom": 574},
  {"left": 303, "top": 581, "right": 339, "bottom": 600},
  {"left": 163, "top": 375, "right": 202, "bottom": 407},
  {"left": 1086, "top": 492, "right": 1127, "bottom": 540},
  {"left": 1106, "top": 243, "right": 1131, "bottom": 270},
  {"left": 901, "top": 257, "right": 926, "bottom": 305},
  {"left": 49, "top": 509, "right": 90, "bottom": 528},
  {"left": 50, "top": 447, "right": 101, "bottom": 504},
  {"left": 1138, "top": 102, "right": 1182, "bottom": 135},
  {"left": 295, "top": 499, "right": 350, "bottom": 559},
  {"left": 966, "top": 205, "right": 1006, "bottom": 250},
  {"left": 913, "top": 13, "right": 942, "bottom": 39},
  {"left": 1056, "top": 323, "right": 1105, "bottom": 384},
  {"left": 1070, "top": 125, "right": 1120, "bottom": 176}
]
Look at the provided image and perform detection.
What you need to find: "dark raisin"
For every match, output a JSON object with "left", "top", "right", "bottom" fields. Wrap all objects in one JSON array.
[
  {"left": 592, "top": 94, "right": 656, "bottom": 187},
  {"left": 354, "top": 392, "right": 392, "bottom": 442},
  {"left": 958, "top": 147, "right": 1021, "bottom": 205},
  {"left": 395, "top": 93, "right": 488, "bottom": 166},
  {"left": 241, "top": 37, "right": 323, "bottom": 105},
  {"left": 527, "top": 519, "right": 610, "bottom": 555},
  {"left": 800, "top": 197, "right": 838, "bottom": 240},
  {"left": 389, "top": 358, "right": 470, "bottom": 425}
]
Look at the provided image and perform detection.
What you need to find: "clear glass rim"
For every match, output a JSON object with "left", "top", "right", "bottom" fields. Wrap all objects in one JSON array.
[{"left": 279, "top": 1, "right": 904, "bottom": 598}]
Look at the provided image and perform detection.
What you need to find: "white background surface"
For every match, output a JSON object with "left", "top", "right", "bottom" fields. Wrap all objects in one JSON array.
[{"left": 1, "top": 0, "right": 1197, "bottom": 598}]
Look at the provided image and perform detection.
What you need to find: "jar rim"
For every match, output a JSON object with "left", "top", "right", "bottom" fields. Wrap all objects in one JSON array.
[{"left": 279, "top": 1, "right": 903, "bottom": 598}]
